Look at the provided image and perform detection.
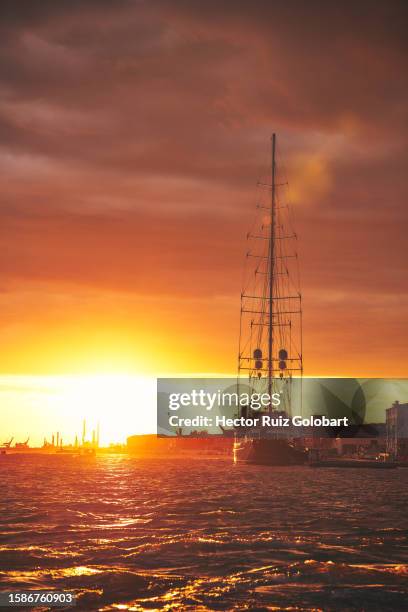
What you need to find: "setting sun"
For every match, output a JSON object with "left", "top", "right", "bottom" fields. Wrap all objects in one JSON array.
[{"left": 0, "top": 374, "right": 156, "bottom": 447}]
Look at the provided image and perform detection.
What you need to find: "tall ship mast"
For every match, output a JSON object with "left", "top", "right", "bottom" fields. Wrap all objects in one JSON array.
[{"left": 234, "top": 134, "right": 306, "bottom": 465}]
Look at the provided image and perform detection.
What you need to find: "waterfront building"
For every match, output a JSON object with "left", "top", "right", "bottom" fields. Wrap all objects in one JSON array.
[{"left": 386, "top": 401, "right": 408, "bottom": 459}]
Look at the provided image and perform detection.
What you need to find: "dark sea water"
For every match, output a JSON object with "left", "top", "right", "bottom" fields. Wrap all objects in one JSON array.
[{"left": 0, "top": 455, "right": 407, "bottom": 611}]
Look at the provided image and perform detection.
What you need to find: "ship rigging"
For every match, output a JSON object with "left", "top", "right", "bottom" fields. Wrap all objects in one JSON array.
[
  {"left": 238, "top": 133, "right": 303, "bottom": 414},
  {"left": 234, "top": 134, "right": 306, "bottom": 464}
]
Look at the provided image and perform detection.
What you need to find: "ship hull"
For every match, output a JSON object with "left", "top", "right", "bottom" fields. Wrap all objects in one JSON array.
[{"left": 234, "top": 437, "right": 306, "bottom": 465}]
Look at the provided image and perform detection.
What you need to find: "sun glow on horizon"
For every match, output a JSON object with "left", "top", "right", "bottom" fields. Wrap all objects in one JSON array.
[
  {"left": 59, "top": 374, "right": 157, "bottom": 445},
  {"left": 0, "top": 374, "right": 157, "bottom": 447}
]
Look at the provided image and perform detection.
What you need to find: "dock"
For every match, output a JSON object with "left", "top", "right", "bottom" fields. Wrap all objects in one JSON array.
[{"left": 310, "top": 459, "right": 397, "bottom": 469}]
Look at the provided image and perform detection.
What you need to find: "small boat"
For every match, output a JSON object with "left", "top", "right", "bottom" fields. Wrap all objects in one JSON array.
[{"left": 56, "top": 447, "right": 96, "bottom": 457}]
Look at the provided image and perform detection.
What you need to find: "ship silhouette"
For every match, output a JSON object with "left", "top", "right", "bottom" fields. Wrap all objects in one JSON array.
[{"left": 234, "top": 134, "right": 307, "bottom": 465}]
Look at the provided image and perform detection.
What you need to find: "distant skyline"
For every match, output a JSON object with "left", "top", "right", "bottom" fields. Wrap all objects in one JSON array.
[{"left": 0, "top": 0, "right": 407, "bottom": 385}]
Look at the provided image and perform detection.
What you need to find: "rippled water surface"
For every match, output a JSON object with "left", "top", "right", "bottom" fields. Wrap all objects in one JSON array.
[{"left": 0, "top": 455, "right": 407, "bottom": 610}]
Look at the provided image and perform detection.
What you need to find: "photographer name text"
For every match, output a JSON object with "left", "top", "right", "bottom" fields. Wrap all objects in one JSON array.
[{"left": 168, "top": 414, "right": 349, "bottom": 428}]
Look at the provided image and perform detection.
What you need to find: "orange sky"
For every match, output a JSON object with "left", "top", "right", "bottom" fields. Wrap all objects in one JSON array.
[{"left": 0, "top": 0, "right": 407, "bottom": 382}]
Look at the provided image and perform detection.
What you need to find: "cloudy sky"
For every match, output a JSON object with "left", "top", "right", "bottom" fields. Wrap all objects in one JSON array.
[{"left": 0, "top": 0, "right": 407, "bottom": 377}]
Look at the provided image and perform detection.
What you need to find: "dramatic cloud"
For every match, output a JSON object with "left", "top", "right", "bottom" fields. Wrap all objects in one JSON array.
[{"left": 0, "top": 0, "right": 407, "bottom": 375}]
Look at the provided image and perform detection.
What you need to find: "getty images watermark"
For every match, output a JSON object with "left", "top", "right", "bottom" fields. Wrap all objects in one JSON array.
[
  {"left": 156, "top": 379, "right": 376, "bottom": 437},
  {"left": 158, "top": 377, "right": 408, "bottom": 438},
  {"left": 167, "top": 388, "right": 348, "bottom": 428},
  {"left": 168, "top": 389, "right": 282, "bottom": 411}
]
